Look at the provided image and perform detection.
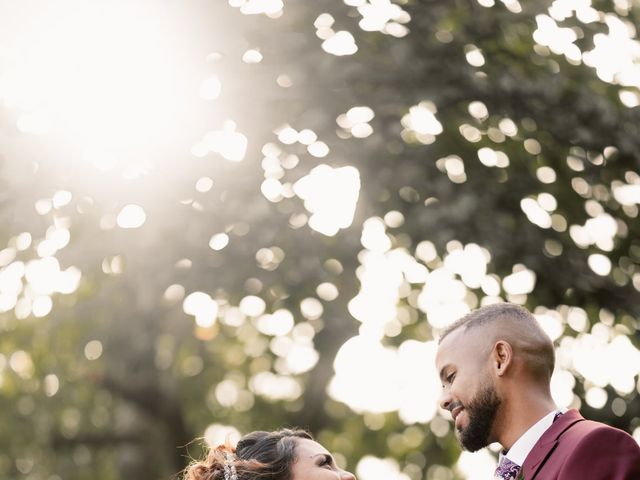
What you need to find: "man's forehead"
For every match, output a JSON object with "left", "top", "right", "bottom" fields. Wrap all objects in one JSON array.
[
  {"left": 439, "top": 325, "right": 468, "bottom": 346},
  {"left": 435, "top": 326, "right": 477, "bottom": 364}
]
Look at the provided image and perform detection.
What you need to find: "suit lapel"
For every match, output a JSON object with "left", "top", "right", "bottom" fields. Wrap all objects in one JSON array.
[{"left": 521, "top": 409, "right": 585, "bottom": 479}]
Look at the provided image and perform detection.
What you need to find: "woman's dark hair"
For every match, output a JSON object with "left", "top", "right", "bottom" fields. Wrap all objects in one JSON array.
[{"left": 183, "top": 428, "right": 312, "bottom": 480}]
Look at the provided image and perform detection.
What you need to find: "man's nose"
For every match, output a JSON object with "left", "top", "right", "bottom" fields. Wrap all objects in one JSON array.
[{"left": 439, "top": 389, "right": 452, "bottom": 412}]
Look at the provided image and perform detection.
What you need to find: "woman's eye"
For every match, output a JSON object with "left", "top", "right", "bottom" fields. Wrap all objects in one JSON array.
[
  {"left": 319, "top": 455, "right": 332, "bottom": 467},
  {"left": 447, "top": 373, "right": 456, "bottom": 384}
]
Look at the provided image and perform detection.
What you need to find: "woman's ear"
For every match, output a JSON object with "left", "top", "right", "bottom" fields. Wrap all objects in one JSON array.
[{"left": 492, "top": 340, "right": 513, "bottom": 376}]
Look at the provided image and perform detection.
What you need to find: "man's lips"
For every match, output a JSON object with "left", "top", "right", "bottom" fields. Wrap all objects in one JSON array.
[{"left": 451, "top": 406, "right": 463, "bottom": 426}]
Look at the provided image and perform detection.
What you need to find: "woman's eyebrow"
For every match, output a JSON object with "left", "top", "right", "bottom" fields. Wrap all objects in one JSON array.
[{"left": 310, "top": 453, "right": 332, "bottom": 460}]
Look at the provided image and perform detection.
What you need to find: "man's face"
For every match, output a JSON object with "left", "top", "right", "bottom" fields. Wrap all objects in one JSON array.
[{"left": 435, "top": 328, "right": 501, "bottom": 452}]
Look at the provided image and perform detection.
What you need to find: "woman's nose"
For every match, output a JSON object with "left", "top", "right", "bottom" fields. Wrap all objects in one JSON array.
[{"left": 340, "top": 469, "right": 356, "bottom": 480}]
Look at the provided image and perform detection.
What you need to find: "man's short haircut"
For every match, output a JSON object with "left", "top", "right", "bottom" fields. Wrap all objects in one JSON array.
[{"left": 439, "top": 303, "right": 556, "bottom": 381}]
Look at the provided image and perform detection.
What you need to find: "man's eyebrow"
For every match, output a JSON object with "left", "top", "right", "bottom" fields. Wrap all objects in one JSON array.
[{"left": 439, "top": 365, "right": 451, "bottom": 383}]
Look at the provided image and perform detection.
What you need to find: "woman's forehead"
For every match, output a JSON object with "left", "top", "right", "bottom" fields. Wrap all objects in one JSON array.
[{"left": 295, "top": 438, "right": 329, "bottom": 458}]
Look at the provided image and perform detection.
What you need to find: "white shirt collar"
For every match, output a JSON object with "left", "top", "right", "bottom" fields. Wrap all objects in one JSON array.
[{"left": 501, "top": 408, "right": 565, "bottom": 467}]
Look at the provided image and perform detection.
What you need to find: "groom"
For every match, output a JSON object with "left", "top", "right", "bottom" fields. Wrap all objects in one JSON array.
[{"left": 435, "top": 303, "right": 640, "bottom": 479}]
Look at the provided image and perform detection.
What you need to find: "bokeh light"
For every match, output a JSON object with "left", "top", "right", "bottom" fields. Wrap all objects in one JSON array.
[{"left": 1, "top": 1, "right": 640, "bottom": 479}]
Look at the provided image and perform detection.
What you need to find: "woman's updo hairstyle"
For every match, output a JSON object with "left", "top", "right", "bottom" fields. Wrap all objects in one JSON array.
[{"left": 183, "top": 428, "right": 312, "bottom": 480}]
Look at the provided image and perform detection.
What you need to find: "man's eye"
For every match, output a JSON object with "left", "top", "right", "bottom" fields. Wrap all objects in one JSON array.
[{"left": 319, "top": 455, "right": 332, "bottom": 467}]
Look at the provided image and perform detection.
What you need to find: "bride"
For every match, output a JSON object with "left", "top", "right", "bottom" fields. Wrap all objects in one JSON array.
[{"left": 183, "top": 428, "right": 356, "bottom": 480}]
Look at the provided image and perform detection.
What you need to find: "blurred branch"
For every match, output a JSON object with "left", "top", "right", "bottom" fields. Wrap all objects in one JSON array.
[
  {"left": 91, "top": 372, "right": 193, "bottom": 471},
  {"left": 51, "top": 431, "right": 144, "bottom": 449}
]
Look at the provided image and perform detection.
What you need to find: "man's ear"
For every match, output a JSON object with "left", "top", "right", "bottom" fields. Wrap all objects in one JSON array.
[{"left": 492, "top": 340, "right": 513, "bottom": 377}]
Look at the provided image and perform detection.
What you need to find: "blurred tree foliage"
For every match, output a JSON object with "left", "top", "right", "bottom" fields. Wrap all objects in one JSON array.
[{"left": 1, "top": 1, "right": 639, "bottom": 479}]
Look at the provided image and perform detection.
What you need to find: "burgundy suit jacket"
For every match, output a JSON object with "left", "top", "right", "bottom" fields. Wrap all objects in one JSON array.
[{"left": 520, "top": 409, "right": 640, "bottom": 479}]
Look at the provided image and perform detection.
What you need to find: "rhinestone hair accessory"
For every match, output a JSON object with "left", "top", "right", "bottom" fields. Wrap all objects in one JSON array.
[{"left": 223, "top": 452, "right": 238, "bottom": 480}]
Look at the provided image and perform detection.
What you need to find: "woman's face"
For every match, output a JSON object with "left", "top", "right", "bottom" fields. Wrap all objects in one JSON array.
[{"left": 290, "top": 438, "right": 356, "bottom": 480}]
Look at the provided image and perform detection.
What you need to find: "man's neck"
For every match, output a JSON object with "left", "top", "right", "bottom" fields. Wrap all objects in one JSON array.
[{"left": 496, "top": 394, "right": 556, "bottom": 450}]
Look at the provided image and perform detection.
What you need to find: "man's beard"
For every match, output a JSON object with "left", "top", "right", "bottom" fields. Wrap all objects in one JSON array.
[{"left": 457, "top": 383, "right": 501, "bottom": 452}]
